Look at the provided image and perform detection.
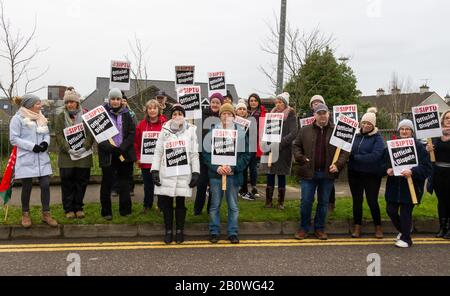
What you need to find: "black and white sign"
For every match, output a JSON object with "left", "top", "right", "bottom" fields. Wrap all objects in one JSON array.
[
  {"left": 300, "top": 116, "right": 315, "bottom": 128},
  {"left": 330, "top": 115, "right": 359, "bottom": 152},
  {"left": 262, "top": 113, "right": 284, "bottom": 143},
  {"left": 140, "top": 131, "right": 160, "bottom": 164},
  {"left": 211, "top": 129, "right": 238, "bottom": 166},
  {"left": 208, "top": 71, "right": 226, "bottom": 97},
  {"left": 63, "top": 123, "right": 93, "bottom": 160},
  {"left": 176, "top": 86, "right": 202, "bottom": 119},
  {"left": 333, "top": 104, "right": 358, "bottom": 124},
  {"left": 233, "top": 116, "right": 251, "bottom": 132},
  {"left": 164, "top": 140, "right": 190, "bottom": 176},
  {"left": 82, "top": 105, "right": 119, "bottom": 143},
  {"left": 387, "top": 138, "right": 419, "bottom": 176},
  {"left": 110, "top": 60, "right": 131, "bottom": 90},
  {"left": 412, "top": 104, "right": 443, "bottom": 139},
  {"left": 175, "top": 66, "right": 195, "bottom": 88}
]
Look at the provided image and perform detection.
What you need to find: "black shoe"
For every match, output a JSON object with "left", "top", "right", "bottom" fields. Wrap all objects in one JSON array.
[
  {"left": 103, "top": 215, "right": 113, "bottom": 221},
  {"left": 251, "top": 187, "right": 259, "bottom": 198},
  {"left": 228, "top": 235, "right": 240, "bottom": 244},
  {"left": 176, "top": 230, "right": 184, "bottom": 244},
  {"left": 164, "top": 231, "right": 173, "bottom": 244},
  {"left": 210, "top": 234, "right": 220, "bottom": 244}
]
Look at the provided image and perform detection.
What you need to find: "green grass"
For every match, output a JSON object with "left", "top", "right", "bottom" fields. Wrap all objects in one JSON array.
[{"left": 0, "top": 194, "right": 438, "bottom": 226}]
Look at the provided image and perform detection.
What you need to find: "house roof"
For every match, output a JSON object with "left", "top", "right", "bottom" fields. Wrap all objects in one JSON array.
[
  {"left": 83, "top": 77, "right": 239, "bottom": 111},
  {"left": 360, "top": 91, "right": 436, "bottom": 113}
]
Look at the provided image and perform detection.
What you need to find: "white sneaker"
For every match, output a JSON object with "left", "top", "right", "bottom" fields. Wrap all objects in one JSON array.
[
  {"left": 395, "top": 233, "right": 402, "bottom": 241},
  {"left": 395, "top": 239, "right": 410, "bottom": 248}
]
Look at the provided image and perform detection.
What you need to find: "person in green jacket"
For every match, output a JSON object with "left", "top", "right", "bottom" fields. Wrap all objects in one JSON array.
[{"left": 55, "top": 87, "right": 94, "bottom": 219}]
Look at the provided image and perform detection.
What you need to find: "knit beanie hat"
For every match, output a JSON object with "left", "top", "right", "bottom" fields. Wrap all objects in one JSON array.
[
  {"left": 309, "top": 95, "right": 326, "bottom": 107},
  {"left": 219, "top": 103, "right": 235, "bottom": 116},
  {"left": 276, "top": 92, "right": 290, "bottom": 106},
  {"left": 63, "top": 88, "right": 81, "bottom": 104},
  {"left": 235, "top": 99, "right": 247, "bottom": 111},
  {"left": 108, "top": 88, "right": 123, "bottom": 99},
  {"left": 361, "top": 107, "right": 377, "bottom": 126},
  {"left": 397, "top": 119, "right": 415, "bottom": 132},
  {"left": 209, "top": 92, "right": 224, "bottom": 104},
  {"left": 170, "top": 104, "right": 186, "bottom": 118},
  {"left": 20, "top": 94, "right": 41, "bottom": 109}
]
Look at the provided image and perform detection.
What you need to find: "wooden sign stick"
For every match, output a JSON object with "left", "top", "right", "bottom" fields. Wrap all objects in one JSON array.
[
  {"left": 407, "top": 176, "right": 419, "bottom": 205},
  {"left": 222, "top": 175, "right": 227, "bottom": 191},
  {"left": 332, "top": 148, "right": 341, "bottom": 165},
  {"left": 427, "top": 138, "right": 436, "bottom": 162},
  {"left": 108, "top": 138, "right": 125, "bottom": 162}
]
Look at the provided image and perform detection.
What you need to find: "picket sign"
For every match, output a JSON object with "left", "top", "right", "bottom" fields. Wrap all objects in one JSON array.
[
  {"left": 407, "top": 177, "right": 418, "bottom": 205},
  {"left": 412, "top": 104, "right": 442, "bottom": 162},
  {"left": 211, "top": 129, "right": 238, "bottom": 192}
]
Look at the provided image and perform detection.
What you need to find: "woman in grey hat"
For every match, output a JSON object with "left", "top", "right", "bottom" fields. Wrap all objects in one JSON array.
[{"left": 9, "top": 94, "right": 58, "bottom": 228}]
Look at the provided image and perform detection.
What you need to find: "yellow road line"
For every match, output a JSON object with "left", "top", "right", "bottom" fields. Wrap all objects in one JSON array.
[
  {"left": 0, "top": 240, "right": 448, "bottom": 253},
  {"left": 0, "top": 237, "right": 444, "bottom": 249}
]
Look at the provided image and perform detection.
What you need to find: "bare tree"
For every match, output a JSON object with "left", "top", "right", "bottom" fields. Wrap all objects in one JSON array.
[
  {"left": 0, "top": 0, "right": 48, "bottom": 101},
  {"left": 259, "top": 13, "right": 335, "bottom": 93},
  {"left": 386, "top": 72, "right": 416, "bottom": 125},
  {"left": 125, "top": 35, "right": 150, "bottom": 118}
]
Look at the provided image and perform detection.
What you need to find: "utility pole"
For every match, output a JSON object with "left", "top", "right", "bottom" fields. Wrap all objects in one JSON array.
[{"left": 276, "top": 0, "right": 287, "bottom": 95}]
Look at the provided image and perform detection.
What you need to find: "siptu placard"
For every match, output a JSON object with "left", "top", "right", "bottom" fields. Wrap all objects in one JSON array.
[
  {"left": 262, "top": 113, "right": 284, "bottom": 143},
  {"left": 211, "top": 129, "right": 238, "bottom": 166},
  {"left": 176, "top": 86, "right": 202, "bottom": 119},
  {"left": 300, "top": 116, "right": 315, "bottom": 128},
  {"left": 387, "top": 138, "right": 419, "bottom": 176},
  {"left": 412, "top": 104, "right": 442, "bottom": 139},
  {"left": 110, "top": 60, "right": 131, "bottom": 91},
  {"left": 333, "top": 104, "right": 358, "bottom": 124},
  {"left": 63, "top": 123, "right": 93, "bottom": 161},
  {"left": 233, "top": 116, "right": 251, "bottom": 132},
  {"left": 164, "top": 140, "right": 190, "bottom": 177},
  {"left": 175, "top": 66, "right": 195, "bottom": 89},
  {"left": 82, "top": 105, "right": 119, "bottom": 143},
  {"left": 208, "top": 71, "right": 226, "bottom": 97},
  {"left": 330, "top": 115, "right": 359, "bottom": 152},
  {"left": 140, "top": 131, "right": 160, "bottom": 164}
]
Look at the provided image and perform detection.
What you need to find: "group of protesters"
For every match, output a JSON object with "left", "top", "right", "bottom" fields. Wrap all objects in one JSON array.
[{"left": 8, "top": 87, "right": 450, "bottom": 248}]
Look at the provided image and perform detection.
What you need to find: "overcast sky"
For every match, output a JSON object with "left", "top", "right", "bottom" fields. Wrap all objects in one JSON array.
[{"left": 1, "top": 0, "right": 449, "bottom": 100}]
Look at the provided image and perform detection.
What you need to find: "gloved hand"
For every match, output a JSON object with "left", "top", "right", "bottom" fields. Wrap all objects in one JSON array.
[
  {"left": 189, "top": 172, "right": 200, "bottom": 188},
  {"left": 74, "top": 147, "right": 87, "bottom": 157},
  {"left": 33, "top": 145, "right": 41, "bottom": 153},
  {"left": 39, "top": 141, "right": 48, "bottom": 152},
  {"left": 68, "top": 149, "right": 78, "bottom": 157},
  {"left": 151, "top": 170, "right": 161, "bottom": 186}
]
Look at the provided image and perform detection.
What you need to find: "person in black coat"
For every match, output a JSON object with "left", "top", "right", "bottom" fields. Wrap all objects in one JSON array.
[
  {"left": 98, "top": 88, "right": 136, "bottom": 220},
  {"left": 385, "top": 119, "right": 432, "bottom": 248}
]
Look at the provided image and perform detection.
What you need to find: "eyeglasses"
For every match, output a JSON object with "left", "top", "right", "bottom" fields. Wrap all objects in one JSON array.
[{"left": 110, "top": 97, "right": 121, "bottom": 101}]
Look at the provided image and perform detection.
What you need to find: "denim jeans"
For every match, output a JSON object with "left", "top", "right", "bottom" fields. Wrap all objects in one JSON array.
[
  {"left": 299, "top": 171, "right": 334, "bottom": 232},
  {"left": 209, "top": 177, "right": 239, "bottom": 236},
  {"left": 141, "top": 169, "right": 155, "bottom": 209}
]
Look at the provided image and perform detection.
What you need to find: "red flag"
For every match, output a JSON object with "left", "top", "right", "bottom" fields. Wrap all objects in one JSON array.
[{"left": 0, "top": 146, "right": 17, "bottom": 205}]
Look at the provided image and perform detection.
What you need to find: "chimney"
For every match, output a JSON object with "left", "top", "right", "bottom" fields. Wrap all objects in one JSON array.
[
  {"left": 419, "top": 84, "right": 430, "bottom": 94},
  {"left": 391, "top": 87, "right": 401, "bottom": 96},
  {"left": 445, "top": 94, "right": 450, "bottom": 103},
  {"left": 376, "top": 88, "right": 385, "bottom": 97}
]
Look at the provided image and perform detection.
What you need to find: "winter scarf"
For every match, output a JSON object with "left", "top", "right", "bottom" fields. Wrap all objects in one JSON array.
[{"left": 19, "top": 106, "right": 49, "bottom": 134}]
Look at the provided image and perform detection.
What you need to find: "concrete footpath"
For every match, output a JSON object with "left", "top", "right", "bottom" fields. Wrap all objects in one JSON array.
[{"left": 2, "top": 181, "right": 439, "bottom": 240}]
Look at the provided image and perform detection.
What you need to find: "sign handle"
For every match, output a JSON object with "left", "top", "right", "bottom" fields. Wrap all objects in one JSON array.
[
  {"left": 268, "top": 151, "right": 273, "bottom": 168},
  {"left": 222, "top": 175, "right": 227, "bottom": 191},
  {"left": 427, "top": 138, "right": 436, "bottom": 162},
  {"left": 108, "top": 138, "right": 125, "bottom": 162},
  {"left": 332, "top": 148, "right": 341, "bottom": 165},
  {"left": 407, "top": 176, "right": 418, "bottom": 205},
  {"left": 4, "top": 205, "right": 8, "bottom": 222}
]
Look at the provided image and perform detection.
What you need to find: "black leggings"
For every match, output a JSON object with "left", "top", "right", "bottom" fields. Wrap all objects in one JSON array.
[
  {"left": 21, "top": 176, "right": 51, "bottom": 213},
  {"left": 160, "top": 196, "right": 187, "bottom": 231},
  {"left": 433, "top": 167, "right": 450, "bottom": 219},
  {"left": 348, "top": 171, "right": 382, "bottom": 225}
]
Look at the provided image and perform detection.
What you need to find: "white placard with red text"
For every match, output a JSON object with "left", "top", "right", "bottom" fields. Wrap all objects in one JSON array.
[
  {"left": 333, "top": 104, "right": 358, "bottom": 124},
  {"left": 412, "top": 104, "right": 443, "bottom": 139},
  {"left": 211, "top": 129, "right": 238, "bottom": 166},
  {"left": 176, "top": 86, "right": 202, "bottom": 119},
  {"left": 63, "top": 123, "right": 93, "bottom": 160},
  {"left": 387, "top": 138, "right": 419, "bottom": 176},
  {"left": 110, "top": 60, "right": 131, "bottom": 90},
  {"left": 208, "top": 71, "right": 226, "bottom": 97},
  {"left": 262, "top": 113, "right": 284, "bottom": 143},
  {"left": 233, "top": 116, "right": 251, "bottom": 131},
  {"left": 164, "top": 140, "right": 190, "bottom": 177},
  {"left": 300, "top": 116, "right": 315, "bottom": 128},
  {"left": 82, "top": 105, "right": 119, "bottom": 143},
  {"left": 330, "top": 115, "right": 359, "bottom": 152},
  {"left": 140, "top": 131, "right": 160, "bottom": 164}
]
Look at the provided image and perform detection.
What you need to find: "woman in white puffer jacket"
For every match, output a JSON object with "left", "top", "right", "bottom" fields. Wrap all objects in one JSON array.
[{"left": 151, "top": 104, "right": 200, "bottom": 244}]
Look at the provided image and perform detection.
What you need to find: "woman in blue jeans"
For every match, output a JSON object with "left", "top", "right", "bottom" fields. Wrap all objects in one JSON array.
[{"left": 202, "top": 103, "right": 251, "bottom": 244}]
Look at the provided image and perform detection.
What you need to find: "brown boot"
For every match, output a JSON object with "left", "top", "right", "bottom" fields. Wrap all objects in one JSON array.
[
  {"left": 277, "top": 188, "right": 286, "bottom": 210},
  {"left": 374, "top": 225, "right": 383, "bottom": 239},
  {"left": 265, "top": 186, "right": 274, "bottom": 208},
  {"left": 351, "top": 224, "right": 361, "bottom": 238},
  {"left": 21, "top": 212, "right": 32, "bottom": 228},
  {"left": 42, "top": 211, "right": 58, "bottom": 227}
]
